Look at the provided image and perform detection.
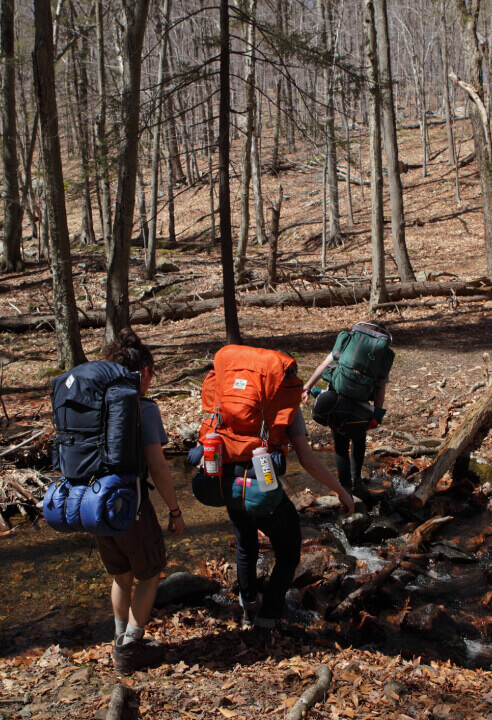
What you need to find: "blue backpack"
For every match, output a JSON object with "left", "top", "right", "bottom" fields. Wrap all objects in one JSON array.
[{"left": 44, "top": 361, "right": 143, "bottom": 535}]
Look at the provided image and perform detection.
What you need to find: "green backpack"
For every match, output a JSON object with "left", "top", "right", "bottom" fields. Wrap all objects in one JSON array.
[{"left": 322, "top": 323, "right": 394, "bottom": 402}]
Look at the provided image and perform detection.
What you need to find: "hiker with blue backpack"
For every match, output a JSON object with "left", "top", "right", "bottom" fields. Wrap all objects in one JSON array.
[
  {"left": 302, "top": 322, "right": 394, "bottom": 491},
  {"left": 189, "top": 345, "right": 354, "bottom": 632},
  {"left": 45, "top": 329, "right": 184, "bottom": 674}
]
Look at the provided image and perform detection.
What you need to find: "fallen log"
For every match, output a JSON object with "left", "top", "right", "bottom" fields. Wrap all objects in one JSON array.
[
  {"left": 0, "top": 280, "right": 490, "bottom": 332},
  {"left": 410, "top": 384, "right": 492, "bottom": 510},
  {"left": 286, "top": 665, "right": 332, "bottom": 720},
  {"left": 330, "top": 516, "right": 452, "bottom": 619}
]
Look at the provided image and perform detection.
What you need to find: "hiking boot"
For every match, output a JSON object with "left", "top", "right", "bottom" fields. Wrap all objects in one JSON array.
[
  {"left": 253, "top": 615, "right": 279, "bottom": 630},
  {"left": 113, "top": 634, "right": 166, "bottom": 675},
  {"left": 239, "top": 595, "right": 259, "bottom": 629}
]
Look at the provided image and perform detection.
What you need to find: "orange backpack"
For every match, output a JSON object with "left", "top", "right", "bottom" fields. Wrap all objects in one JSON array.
[{"left": 198, "top": 345, "right": 303, "bottom": 463}]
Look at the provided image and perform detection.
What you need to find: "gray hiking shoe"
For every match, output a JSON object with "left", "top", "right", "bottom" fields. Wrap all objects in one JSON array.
[
  {"left": 239, "top": 595, "right": 259, "bottom": 629},
  {"left": 113, "top": 634, "right": 166, "bottom": 675}
]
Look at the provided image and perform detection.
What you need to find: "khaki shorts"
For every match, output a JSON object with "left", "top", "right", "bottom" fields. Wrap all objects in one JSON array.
[{"left": 97, "top": 497, "right": 166, "bottom": 581}]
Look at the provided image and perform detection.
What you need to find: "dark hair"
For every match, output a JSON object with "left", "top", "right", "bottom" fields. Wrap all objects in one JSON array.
[{"left": 104, "top": 328, "right": 154, "bottom": 373}]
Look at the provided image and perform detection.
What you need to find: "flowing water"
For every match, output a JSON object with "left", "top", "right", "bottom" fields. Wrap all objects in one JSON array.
[{"left": 0, "top": 452, "right": 490, "bottom": 667}]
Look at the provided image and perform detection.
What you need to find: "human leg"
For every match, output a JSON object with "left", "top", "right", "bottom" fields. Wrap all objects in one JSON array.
[
  {"left": 255, "top": 494, "right": 301, "bottom": 624},
  {"left": 227, "top": 505, "right": 260, "bottom": 604},
  {"left": 331, "top": 426, "right": 352, "bottom": 488},
  {"left": 348, "top": 424, "right": 367, "bottom": 486}
]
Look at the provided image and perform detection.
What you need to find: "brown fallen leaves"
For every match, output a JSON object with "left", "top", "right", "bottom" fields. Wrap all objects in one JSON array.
[{"left": 1, "top": 629, "right": 491, "bottom": 720}]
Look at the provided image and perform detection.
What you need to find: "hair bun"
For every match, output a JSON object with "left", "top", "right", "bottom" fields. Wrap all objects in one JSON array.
[{"left": 118, "top": 328, "right": 142, "bottom": 348}]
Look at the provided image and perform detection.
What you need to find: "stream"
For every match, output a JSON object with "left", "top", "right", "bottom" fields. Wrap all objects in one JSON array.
[{"left": 1, "top": 452, "right": 490, "bottom": 668}]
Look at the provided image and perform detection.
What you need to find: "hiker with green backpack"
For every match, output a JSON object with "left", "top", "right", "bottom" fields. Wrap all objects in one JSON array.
[{"left": 302, "top": 322, "right": 394, "bottom": 491}]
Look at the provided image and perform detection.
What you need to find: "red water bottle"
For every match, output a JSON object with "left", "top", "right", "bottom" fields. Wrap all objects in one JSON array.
[{"left": 203, "top": 433, "right": 223, "bottom": 477}]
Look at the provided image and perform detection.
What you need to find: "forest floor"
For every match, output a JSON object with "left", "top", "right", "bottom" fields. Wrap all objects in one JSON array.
[{"left": 0, "top": 121, "right": 491, "bottom": 719}]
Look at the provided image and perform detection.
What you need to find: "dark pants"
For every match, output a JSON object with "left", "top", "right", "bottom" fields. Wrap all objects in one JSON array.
[
  {"left": 227, "top": 493, "right": 301, "bottom": 620},
  {"left": 331, "top": 419, "right": 368, "bottom": 489}
]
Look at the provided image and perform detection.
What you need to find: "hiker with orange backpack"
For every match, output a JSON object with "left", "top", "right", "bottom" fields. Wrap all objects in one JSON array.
[
  {"left": 189, "top": 345, "right": 354, "bottom": 631},
  {"left": 303, "top": 322, "right": 394, "bottom": 491}
]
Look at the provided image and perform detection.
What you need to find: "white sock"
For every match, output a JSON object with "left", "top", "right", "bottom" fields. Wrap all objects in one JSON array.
[
  {"left": 122, "top": 623, "right": 144, "bottom": 645},
  {"left": 115, "top": 618, "right": 127, "bottom": 638}
]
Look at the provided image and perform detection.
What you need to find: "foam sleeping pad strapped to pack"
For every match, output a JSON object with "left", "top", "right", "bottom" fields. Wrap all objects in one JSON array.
[{"left": 43, "top": 474, "right": 139, "bottom": 536}]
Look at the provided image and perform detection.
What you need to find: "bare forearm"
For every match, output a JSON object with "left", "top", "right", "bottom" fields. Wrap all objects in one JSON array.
[{"left": 303, "top": 353, "right": 334, "bottom": 392}]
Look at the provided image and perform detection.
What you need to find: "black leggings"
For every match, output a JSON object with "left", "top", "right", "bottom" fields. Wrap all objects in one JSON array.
[
  {"left": 227, "top": 493, "right": 301, "bottom": 620},
  {"left": 331, "top": 420, "right": 368, "bottom": 489}
]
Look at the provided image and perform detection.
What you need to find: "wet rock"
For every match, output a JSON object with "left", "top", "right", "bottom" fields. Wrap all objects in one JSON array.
[
  {"left": 341, "top": 511, "right": 371, "bottom": 544},
  {"left": 431, "top": 541, "right": 477, "bottom": 563},
  {"left": 302, "top": 584, "right": 340, "bottom": 619},
  {"left": 403, "top": 604, "right": 460, "bottom": 638},
  {"left": 155, "top": 571, "right": 220, "bottom": 607},
  {"left": 363, "top": 517, "right": 400, "bottom": 543},
  {"left": 292, "top": 489, "right": 317, "bottom": 512},
  {"left": 293, "top": 548, "right": 332, "bottom": 587},
  {"left": 317, "top": 495, "right": 341, "bottom": 509},
  {"left": 319, "top": 527, "right": 349, "bottom": 554},
  {"left": 301, "top": 526, "right": 324, "bottom": 542},
  {"left": 403, "top": 604, "right": 467, "bottom": 665},
  {"left": 332, "top": 553, "right": 358, "bottom": 573},
  {"left": 409, "top": 566, "right": 487, "bottom": 600}
]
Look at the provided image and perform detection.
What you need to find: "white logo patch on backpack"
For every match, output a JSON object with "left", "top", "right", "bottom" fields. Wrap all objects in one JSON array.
[
  {"left": 65, "top": 374, "right": 75, "bottom": 389},
  {"left": 233, "top": 378, "right": 248, "bottom": 390}
]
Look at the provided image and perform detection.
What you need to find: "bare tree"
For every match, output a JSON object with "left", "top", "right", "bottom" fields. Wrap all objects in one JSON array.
[
  {"left": 219, "top": 0, "right": 241, "bottom": 344},
  {"left": 363, "top": 0, "right": 388, "bottom": 308},
  {"left": 105, "top": 0, "right": 150, "bottom": 342},
  {"left": 94, "top": 0, "right": 112, "bottom": 254},
  {"left": 32, "top": 0, "right": 85, "bottom": 367},
  {"left": 453, "top": 0, "right": 492, "bottom": 278},
  {"left": 374, "top": 0, "right": 415, "bottom": 281},
  {"left": 1, "top": 0, "right": 23, "bottom": 271}
]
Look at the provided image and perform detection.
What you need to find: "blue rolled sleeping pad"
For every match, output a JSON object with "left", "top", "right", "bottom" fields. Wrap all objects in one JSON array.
[{"left": 43, "top": 474, "right": 139, "bottom": 536}]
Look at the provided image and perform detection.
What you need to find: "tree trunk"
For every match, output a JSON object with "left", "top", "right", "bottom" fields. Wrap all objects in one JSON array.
[
  {"left": 318, "top": 0, "right": 341, "bottom": 240},
  {"left": 1, "top": 0, "right": 23, "bottom": 272},
  {"left": 32, "top": 0, "right": 85, "bottom": 368},
  {"left": 105, "top": 0, "right": 150, "bottom": 343},
  {"left": 441, "top": 0, "right": 456, "bottom": 166},
  {"left": 271, "top": 79, "right": 282, "bottom": 174},
  {"left": 453, "top": 0, "right": 492, "bottom": 279},
  {"left": 136, "top": 162, "right": 149, "bottom": 251},
  {"left": 251, "top": 125, "right": 267, "bottom": 246},
  {"left": 146, "top": 17, "right": 167, "bottom": 278},
  {"left": 235, "top": 0, "right": 257, "bottom": 281},
  {"left": 374, "top": 0, "right": 415, "bottom": 282},
  {"left": 219, "top": 0, "right": 241, "bottom": 344},
  {"left": 364, "top": 0, "right": 388, "bottom": 308},
  {"left": 95, "top": 0, "right": 112, "bottom": 255},
  {"left": 70, "top": 13, "right": 95, "bottom": 246},
  {"left": 411, "top": 383, "right": 492, "bottom": 509},
  {"left": 266, "top": 185, "right": 283, "bottom": 290}
]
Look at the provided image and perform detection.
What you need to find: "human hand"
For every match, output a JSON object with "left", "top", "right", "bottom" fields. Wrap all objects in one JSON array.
[
  {"left": 338, "top": 488, "right": 355, "bottom": 517},
  {"left": 301, "top": 389, "right": 310, "bottom": 403},
  {"left": 168, "top": 514, "right": 185, "bottom": 537},
  {"left": 367, "top": 418, "right": 378, "bottom": 430}
]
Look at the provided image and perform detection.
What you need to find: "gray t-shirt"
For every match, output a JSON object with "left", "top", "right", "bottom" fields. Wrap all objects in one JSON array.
[
  {"left": 286, "top": 408, "right": 307, "bottom": 440},
  {"left": 141, "top": 398, "right": 168, "bottom": 446}
]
